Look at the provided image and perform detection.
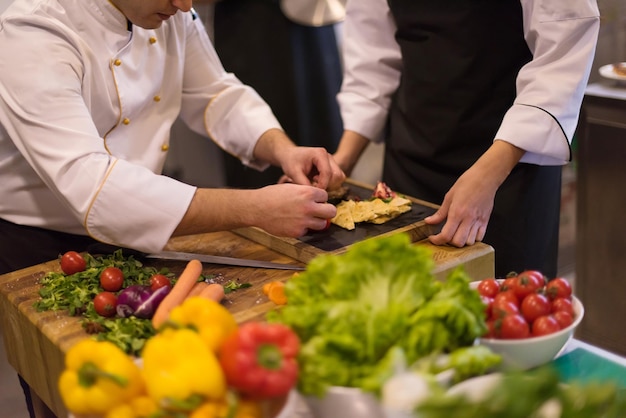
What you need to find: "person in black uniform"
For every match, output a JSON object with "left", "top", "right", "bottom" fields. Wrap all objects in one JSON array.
[
  {"left": 212, "top": 0, "right": 344, "bottom": 188},
  {"left": 333, "top": 0, "right": 600, "bottom": 278}
]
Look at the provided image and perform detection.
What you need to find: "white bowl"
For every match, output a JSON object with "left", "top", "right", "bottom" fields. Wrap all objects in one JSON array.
[
  {"left": 304, "top": 386, "right": 385, "bottom": 418},
  {"left": 470, "top": 281, "right": 584, "bottom": 370}
]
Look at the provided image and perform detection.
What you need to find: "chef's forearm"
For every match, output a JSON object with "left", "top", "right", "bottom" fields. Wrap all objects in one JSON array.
[
  {"left": 473, "top": 140, "right": 526, "bottom": 189},
  {"left": 251, "top": 128, "right": 297, "bottom": 168},
  {"left": 333, "top": 130, "right": 371, "bottom": 176},
  {"left": 172, "top": 188, "right": 256, "bottom": 237}
]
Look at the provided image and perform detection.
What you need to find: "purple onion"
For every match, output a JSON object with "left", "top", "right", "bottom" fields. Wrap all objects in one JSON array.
[
  {"left": 116, "top": 285, "right": 152, "bottom": 318},
  {"left": 134, "top": 285, "right": 171, "bottom": 319}
]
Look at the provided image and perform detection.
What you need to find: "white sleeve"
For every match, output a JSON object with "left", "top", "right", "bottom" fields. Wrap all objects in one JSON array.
[
  {"left": 496, "top": 0, "right": 600, "bottom": 165},
  {"left": 337, "top": 0, "right": 401, "bottom": 143},
  {"left": 0, "top": 17, "right": 195, "bottom": 253}
]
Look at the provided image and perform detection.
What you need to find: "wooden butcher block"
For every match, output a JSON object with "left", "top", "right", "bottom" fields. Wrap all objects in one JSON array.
[{"left": 234, "top": 179, "right": 441, "bottom": 263}]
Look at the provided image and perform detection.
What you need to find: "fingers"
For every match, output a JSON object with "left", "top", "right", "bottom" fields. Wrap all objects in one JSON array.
[
  {"left": 429, "top": 219, "right": 488, "bottom": 247},
  {"left": 282, "top": 148, "right": 346, "bottom": 191}
]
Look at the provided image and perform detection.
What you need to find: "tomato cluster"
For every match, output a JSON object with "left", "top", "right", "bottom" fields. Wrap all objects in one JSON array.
[
  {"left": 476, "top": 270, "right": 575, "bottom": 339},
  {"left": 59, "top": 251, "right": 172, "bottom": 318}
]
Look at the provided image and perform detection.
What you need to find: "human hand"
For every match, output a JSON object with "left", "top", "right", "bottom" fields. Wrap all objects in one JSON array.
[
  {"left": 424, "top": 169, "right": 497, "bottom": 247},
  {"left": 280, "top": 147, "right": 346, "bottom": 191},
  {"left": 251, "top": 183, "right": 337, "bottom": 236}
]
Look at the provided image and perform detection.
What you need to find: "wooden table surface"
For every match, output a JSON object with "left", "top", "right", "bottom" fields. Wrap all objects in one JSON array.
[{"left": 0, "top": 231, "right": 494, "bottom": 418}]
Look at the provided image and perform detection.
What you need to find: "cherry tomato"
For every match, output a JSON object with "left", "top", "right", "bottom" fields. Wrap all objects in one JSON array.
[
  {"left": 60, "top": 251, "right": 86, "bottom": 275},
  {"left": 493, "top": 290, "right": 519, "bottom": 307},
  {"left": 93, "top": 291, "right": 117, "bottom": 317},
  {"left": 149, "top": 274, "right": 172, "bottom": 292},
  {"left": 553, "top": 311, "right": 574, "bottom": 329},
  {"left": 491, "top": 299, "right": 519, "bottom": 319},
  {"left": 551, "top": 297, "right": 574, "bottom": 316},
  {"left": 477, "top": 278, "right": 500, "bottom": 298},
  {"left": 511, "top": 272, "right": 543, "bottom": 300},
  {"left": 545, "top": 278, "right": 572, "bottom": 300},
  {"left": 480, "top": 295, "right": 494, "bottom": 319},
  {"left": 500, "top": 277, "right": 517, "bottom": 292},
  {"left": 100, "top": 267, "right": 124, "bottom": 292},
  {"left": 500, "top": 314, "right": 530, "bottom": 339},
  {"left": 520, "top": 293, "right": 551, "bottom": 323},
  {"left": 531, "top": 315, "right": 561, "bottom": 337},
  {"left": 323, "top": 219, "right": 332, "bottom": 230},
  {"left": 517, "top": 269, "right": 546, "bottom": 287},
  {"left": 483, "top": 319, "right": 497, "bottom": 338}
]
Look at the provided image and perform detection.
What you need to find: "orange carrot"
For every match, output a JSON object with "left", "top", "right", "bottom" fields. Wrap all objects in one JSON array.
[
  {"left": 198, "top": 283, "right": 225, "bottom": 303},
  {"left": 262, "top": 282, "right": 276, "bottom": 296},
  {"left": 187, "top": 281, "right": 209, "bottom": 298},
  {"left": 267, "top": 281, "right": 287, "bottom": 305},
  {"left": 152, "top": 259, "right": 203, "bottom": 329}
]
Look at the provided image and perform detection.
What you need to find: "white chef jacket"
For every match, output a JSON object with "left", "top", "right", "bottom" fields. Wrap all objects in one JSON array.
[
  {"left": 0, "top": 0, "right": 281, "bottom": 252},
  {"left": 338, "top": 0, "right": 600, "bottom": 166}
]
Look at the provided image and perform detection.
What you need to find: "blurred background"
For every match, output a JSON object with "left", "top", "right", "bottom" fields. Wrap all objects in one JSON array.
[{"left": 0, "top": 0, "right": 624, "bottom": 416}]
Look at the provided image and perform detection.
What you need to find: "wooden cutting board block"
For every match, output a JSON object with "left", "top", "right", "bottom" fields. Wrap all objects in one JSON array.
[{"left": 234, "top": 179, "right": 441, "bottom": 263}]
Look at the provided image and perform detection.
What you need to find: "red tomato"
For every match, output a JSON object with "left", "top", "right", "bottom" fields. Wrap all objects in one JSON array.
[
  {"left": 149, "top": 274, "right": 172, "bottom": 292},
  {"left": 323, "top": 219, "right": 332, "bottom": 230},
  {"left": 100, "top": 267, "right": 124, "bottom": 292},
  {"left": 553, "top": 311, "right": 574, "bottom": 329},
  {"left": 500, "top": 277, "right": 517, "bottom": 292},
  {"left": 551, "top": 297, "right": 574, "bottom": 316},
  {"left": 493, "top": 290, "right": 519, "bottom": 307},
  {"left": 520, "top": 293, "right": 551, "bottom": 323},
  {"left": 511, "top": 272, "right": 543, "bottom": 299},
  {"left": 545, "top": 278, "right": 572, "bottom": 300},
  {"left": 491, "top": 299, "right": 519, "bottom": 319},
  {"left": 60, "top": 251, "right": 86, "bottom": 275},
  {"left": 480, "top": 295, "right": 494, "bottom": 319},
  {"left": 477, "top": 278, "right": 500, "bottom": 298},
  {"left": 531, "top": 315, "right": 561, "bottom": 336},
  {"left": 93, "top": 291, "right": 117, "bottom": 317},
  {"left": 483, "top": 319, "right": 497, "bottom": 338},
  {"left": 518, "top": 269, "right": 546, "bottom": 287},
  {"left": 500, "top": 314, "right": 530, "bottom": 339}
]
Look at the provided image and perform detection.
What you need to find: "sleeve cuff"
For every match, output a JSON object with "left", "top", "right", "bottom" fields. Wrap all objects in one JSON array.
[{"left": 495, "top": 104, "right": 572, "bottom": 165}]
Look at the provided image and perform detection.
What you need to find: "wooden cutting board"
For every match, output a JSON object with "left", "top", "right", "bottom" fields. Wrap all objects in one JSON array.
[{"left": 234, "top": 179, "right": 441, "bottom": 263}]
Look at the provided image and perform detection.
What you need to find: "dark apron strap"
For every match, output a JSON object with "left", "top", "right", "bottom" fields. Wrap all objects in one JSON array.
[{"left": 0, "top": 217, "right": 131, "bottom": 275}]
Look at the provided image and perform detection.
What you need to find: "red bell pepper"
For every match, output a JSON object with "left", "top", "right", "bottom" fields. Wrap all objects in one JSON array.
[{"left": 218, "top": 322, "right": 300, "bottom": 398}]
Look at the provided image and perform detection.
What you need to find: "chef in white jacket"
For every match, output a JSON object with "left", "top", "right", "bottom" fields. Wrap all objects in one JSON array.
[
  {"left": 333, "top": 0, "right": 600, "bottom": 278},
  {"left": 0, "top": 0, "right": 344, "bottom": 274}
]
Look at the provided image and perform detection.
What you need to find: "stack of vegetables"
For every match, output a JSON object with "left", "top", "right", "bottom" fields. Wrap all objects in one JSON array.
[
  {"left": 267, "top": 233, "right": 501, "bottom": 397},
  {"left": 59, "top": 294, "right": 300, "bottom": 418}
]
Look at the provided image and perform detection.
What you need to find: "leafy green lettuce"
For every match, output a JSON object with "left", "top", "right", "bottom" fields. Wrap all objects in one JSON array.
[{"left": 267, "top": 233, "right": 489, "bottom": 396}]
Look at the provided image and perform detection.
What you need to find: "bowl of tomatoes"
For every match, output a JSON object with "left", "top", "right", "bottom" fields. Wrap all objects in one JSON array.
[{"left": 471, "top": 271, "right": 584, "bottom": 371}]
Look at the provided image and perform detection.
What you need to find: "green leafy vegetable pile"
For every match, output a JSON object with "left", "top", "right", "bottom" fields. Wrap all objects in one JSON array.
[
  {"left": 416, "top": 366, "right": 626, "bottom": 418},
  {"left": 35, "top": 250, "right": 174, "bottom": 356},
  {"left": 267, "top": 233, "right": 494, "bottom": 396}
]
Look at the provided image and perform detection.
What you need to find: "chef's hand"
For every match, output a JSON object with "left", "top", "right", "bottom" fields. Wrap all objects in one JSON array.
[
  {"left": 253, "top": 183, "right": 337, "bottom": 236},
  {"left": 279, "top": 147, "right": 346, "bottom": 191},
  {"left": 253, "top": 129, "right": 345, "bottom": 191},
  {"left": 424, "top": 170, "right": 496, "bottom": 246},
  {"left": 425, "top": 140, "right": 524, "bottom": 247}
]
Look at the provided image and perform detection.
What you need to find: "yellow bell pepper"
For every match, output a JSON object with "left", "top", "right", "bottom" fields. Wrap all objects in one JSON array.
[
  {"left": 141, "top": 328, "right": 226, "bottom": 411},
  {"left": 167, "top": 297, "right": 238, "bottom": 352},
  {"left": 104, "top": 404, "right": 135, "bottom": 418},
  {"left": 58, "top": 339, "right": 144, "bottom": 415},
  {"left": 189, "top": 395, "right": 262, "bottom": 418},
  {"left": 104, "top": 396, "right": 159, "bottom": 418}
]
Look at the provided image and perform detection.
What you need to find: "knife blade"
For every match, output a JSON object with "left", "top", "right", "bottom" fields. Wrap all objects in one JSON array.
[{"left": 145, "top": 251, "right": 306, "bottom": 271}]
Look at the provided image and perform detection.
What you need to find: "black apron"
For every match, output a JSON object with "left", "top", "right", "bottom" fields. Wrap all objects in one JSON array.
[{"left": 385, "top": 0, "right": 562, "bottom": 277}]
